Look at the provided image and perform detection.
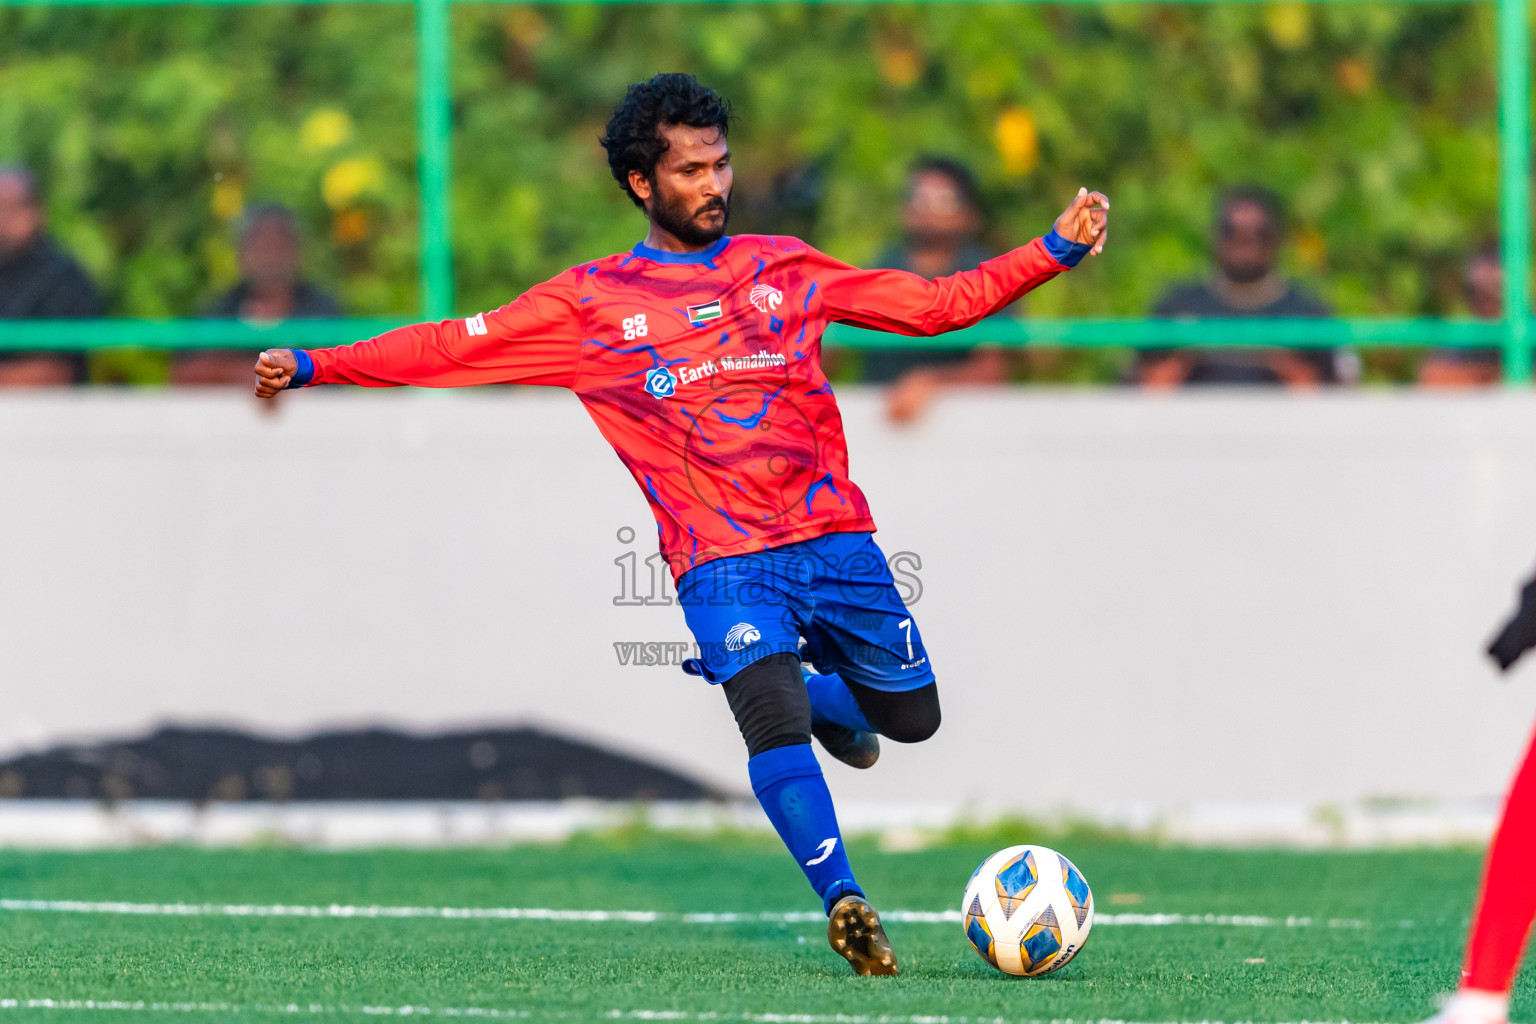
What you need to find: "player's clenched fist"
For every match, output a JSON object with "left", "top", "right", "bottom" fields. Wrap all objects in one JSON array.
[
  {"left": 253, "top": 348, "right": 298, "bottom": 398},
  {"left": 1053, "top": 187, "right": 1110, "bottom": 257}
]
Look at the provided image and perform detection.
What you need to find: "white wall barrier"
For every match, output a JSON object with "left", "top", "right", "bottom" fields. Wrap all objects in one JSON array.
[{"left": 2, "top": 388, "right": 1535, "bottom": 831}]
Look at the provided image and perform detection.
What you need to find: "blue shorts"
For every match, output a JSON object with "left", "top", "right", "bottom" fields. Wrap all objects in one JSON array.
[{"left": 676, "top": 531, "right": 935, "bottom": 692}]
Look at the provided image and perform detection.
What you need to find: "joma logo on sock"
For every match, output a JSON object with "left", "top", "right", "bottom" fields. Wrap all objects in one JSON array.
[{"left": 805, "top": 838, "right": 839, "bottom": 866}]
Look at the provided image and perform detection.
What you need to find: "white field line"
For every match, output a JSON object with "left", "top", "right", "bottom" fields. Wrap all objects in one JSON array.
[
  {"left": 0, "top": 899, "right": 1366, "bottom": 928},
  {"left": 0, "top": 1003, "right": 1400, "bottom": 1023}
]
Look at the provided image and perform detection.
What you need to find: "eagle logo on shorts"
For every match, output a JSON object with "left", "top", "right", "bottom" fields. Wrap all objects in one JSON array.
[{"left": 725, "top": 622, "right": 762, "bottom": 651}]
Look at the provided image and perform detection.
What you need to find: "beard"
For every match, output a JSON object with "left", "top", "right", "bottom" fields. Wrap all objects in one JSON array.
[
  {"left": 650, "top": 183, "right": 730, "bottom": 246},
  {"left": 1219, "top": 258, "right": 1272, "bottom": 285}
]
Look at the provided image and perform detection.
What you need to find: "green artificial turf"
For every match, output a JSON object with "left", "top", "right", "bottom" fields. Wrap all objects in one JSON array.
[{"left": 0, "top": 827, "right": 1528, "bottom": 1023}]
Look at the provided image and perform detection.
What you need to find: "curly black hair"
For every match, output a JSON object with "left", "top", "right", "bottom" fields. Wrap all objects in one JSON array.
[{"left": 600, "top": 74, "right": 732, "bottom": 210}]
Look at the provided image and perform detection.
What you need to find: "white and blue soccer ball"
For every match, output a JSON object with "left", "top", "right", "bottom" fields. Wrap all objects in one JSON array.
[{"left": 961, "top": 844, "right": 1094, "bottom": 976}]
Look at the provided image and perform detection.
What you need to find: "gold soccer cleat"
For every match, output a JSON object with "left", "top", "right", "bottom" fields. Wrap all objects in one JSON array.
[{"left": 827, "top": 894, "right": 900, "bottom": 976}]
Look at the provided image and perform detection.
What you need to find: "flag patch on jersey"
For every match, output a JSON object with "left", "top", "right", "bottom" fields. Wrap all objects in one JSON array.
[{"left": 686, "top": 300, "right": 722, "bottom": 326}]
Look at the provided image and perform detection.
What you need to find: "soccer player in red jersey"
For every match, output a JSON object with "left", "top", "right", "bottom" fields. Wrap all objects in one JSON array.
[
  {"left": 253, "top": 74, "right": 1108, "bottom": 975},
  {"left": 1422, "top": 579, "right": 1536, "bottom": 1024}
]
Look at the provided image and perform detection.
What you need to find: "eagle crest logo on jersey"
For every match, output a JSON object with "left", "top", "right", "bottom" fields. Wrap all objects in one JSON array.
[
  {"left": 725, "top": 622, "right": 761, "bottom": 651},
  {"left": 644, "top": 366, "right": 677, "bottom": 399},
  {"left": 749, "top": 284, "right": 783, "bottom": 313}
]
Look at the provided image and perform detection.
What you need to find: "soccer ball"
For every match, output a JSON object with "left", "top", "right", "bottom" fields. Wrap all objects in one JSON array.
[{"left": 961, "top": 844, "right": 1094, "bottom": 976}]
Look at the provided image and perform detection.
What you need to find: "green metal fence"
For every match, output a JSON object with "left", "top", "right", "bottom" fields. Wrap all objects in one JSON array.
[{"left": 1, "top": 0, "right": 1530, "bottom": 380}]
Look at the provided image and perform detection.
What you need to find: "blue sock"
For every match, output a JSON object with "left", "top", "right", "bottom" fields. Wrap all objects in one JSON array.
[
  {"left": 803, "top": 669, "right": 874, "bottom": 733},
  {"left": 748, "top": 743, "right": 862, "bottom": 914}
]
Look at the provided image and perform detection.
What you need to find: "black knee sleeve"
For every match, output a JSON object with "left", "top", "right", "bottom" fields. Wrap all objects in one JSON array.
[
  {"left": 848, "top": 680, "right": 941, "bottom": 743},
  {"left": 721, "top": 651, "right": 812, "bottom": 758}
]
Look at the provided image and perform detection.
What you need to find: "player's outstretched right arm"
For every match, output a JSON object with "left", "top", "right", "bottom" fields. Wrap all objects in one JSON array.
[
  {"left": 251, "top": 274, "right": 584, "bottom": 398},
  {"left": 812, "top": 187, "right": 1109, "bottom": 338}
]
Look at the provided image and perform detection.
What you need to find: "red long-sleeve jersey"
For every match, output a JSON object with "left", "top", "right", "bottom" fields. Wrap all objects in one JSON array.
[{"left": 300, "top": 234, "right": 1073, "bottom": 579}]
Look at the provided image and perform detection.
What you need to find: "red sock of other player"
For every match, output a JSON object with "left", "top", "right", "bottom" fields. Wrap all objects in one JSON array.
[{"left": 1463, "top": 723, "right": 1536, "bottom": 997}]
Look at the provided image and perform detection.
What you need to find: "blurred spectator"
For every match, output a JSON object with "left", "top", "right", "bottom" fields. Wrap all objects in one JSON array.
[
  {"left": 1140, "top": 186, "right": 1341, "bottom": 388},
  {"left": 174, "top": 203, "right": 339, "bottom": 386},
  {"left": 0, "top": 165, "right": 102, "bottom": 386},
  {"left": 1417, "top": 245, "right": 1503, "bottom": 388},
  {"left": 867, "top": 158, "right": 1009, "bottom": 423}
]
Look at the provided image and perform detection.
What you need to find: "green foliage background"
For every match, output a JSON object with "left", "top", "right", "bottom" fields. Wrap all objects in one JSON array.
[{"left": 0, "top": 2, "right": 1503, "bottom": 326}]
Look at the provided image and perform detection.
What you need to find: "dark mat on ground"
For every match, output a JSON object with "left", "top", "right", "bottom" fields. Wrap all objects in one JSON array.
[{"left": 0, "top": 725, "right": 726, "bottom": 802}]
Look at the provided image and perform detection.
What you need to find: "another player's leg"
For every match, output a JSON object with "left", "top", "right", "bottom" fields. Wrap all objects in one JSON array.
[
  {"left": 1421, "top": 723, "right": 1536, "bottom": 1024},
  {"left": 721, "top": 651, "right": 898, "bottom": 976}
]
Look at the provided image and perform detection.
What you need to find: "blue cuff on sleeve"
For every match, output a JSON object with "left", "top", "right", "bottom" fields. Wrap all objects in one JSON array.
[
  {"left": 289, "top": 349, "right": 315, "bottom": 388},
  {"left": 1042, "top": 230, "right": 1093, "bottom": 269}
]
